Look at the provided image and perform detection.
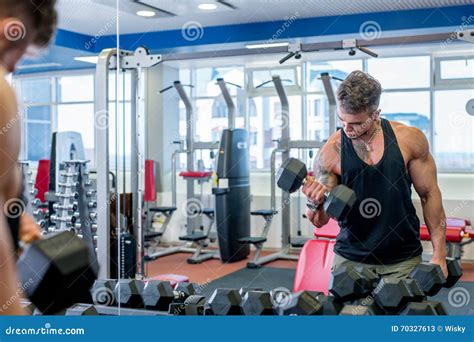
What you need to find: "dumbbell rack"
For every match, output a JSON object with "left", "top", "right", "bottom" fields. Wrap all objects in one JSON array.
[
  {"left": 50, "top": 160, "right": 98, "bottom": 252},
  {"left": 18, "top": 161, "right": 48, "bottom": 229}
]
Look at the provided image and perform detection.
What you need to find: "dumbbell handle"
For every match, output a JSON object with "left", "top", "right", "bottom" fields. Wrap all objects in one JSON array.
[
  {"left": 302, "top": 176, "right": 330, "bottom": 212},
  {"left": 306, "top": 192, "right": 330, "bottom": 212}
]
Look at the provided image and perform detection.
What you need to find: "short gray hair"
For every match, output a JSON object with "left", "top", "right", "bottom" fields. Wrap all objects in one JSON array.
[{"left": 337, "top": 70, "right": 382, "bottom": 114}]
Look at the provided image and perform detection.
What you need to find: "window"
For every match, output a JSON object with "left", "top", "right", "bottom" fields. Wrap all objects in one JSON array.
[
  {"left": 367, "top": 56, "right": 430, "bottom": 89},
  {"left": 306, "top": 60, "right": 362, "bottom": 92},
  {"left": 15, "top": 71, "right": 133, "bottom": 167},
  {"left": 434, "top": 89, "right": 474, "bottom": 170},
  {"left": 439, "top": 58, "right": 474, "bottom": 80},
  {"left": 17, "top": 77, "right": 52, "bottom": 162},
  {"left": 379, "top": 91, "right": 431, "bottom": 136}
]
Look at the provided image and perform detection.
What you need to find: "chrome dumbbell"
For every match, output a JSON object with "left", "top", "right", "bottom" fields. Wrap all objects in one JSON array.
[
  {"left": 31, "top": 198, "right": 41, "bottom": 207},
  {"left": 57, "top": 182, "right": 80, "bottom": 189},
  {"left": 29, "top": 188, "right": 38, "bottom": 196},
  {"left": 55, "top": 192, "right": 79, "bottom": 200},
  {"left": 84, "top": 180, "right": 93, "bottom": 187},
  {"left": 52, "top": 203, "right": 78, "bottom": 212},
  {"left": 87, "top": 201, "right": 97, "bottom": 209},
  {"left": 89, "top": 212, "right": 97, "bottom": 221},
  {"left": 86, "top": 190, "right": 95, "bottom": 198},
  {"left": 50, "top": 215, "right": 76, "bottom": 225}
]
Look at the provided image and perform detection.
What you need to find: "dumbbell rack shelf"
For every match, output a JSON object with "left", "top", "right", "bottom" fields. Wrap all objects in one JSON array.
[{"left": 50, "top": 160, "right": 98, "bottom": 252}]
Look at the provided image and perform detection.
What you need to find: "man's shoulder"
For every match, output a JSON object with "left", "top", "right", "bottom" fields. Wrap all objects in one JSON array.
[
  {"left": 0, "top": 78, "right": 17, "bottom": 116},
  {"left": 388, "top": 120, "right": 429, "bottom": 158}
]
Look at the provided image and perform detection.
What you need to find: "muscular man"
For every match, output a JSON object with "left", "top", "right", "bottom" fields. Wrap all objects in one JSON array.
[
  {"left": 303, "top": 71, "right": 448, "bottom": 279},
  {"left": 0, "top": 0, "right": 57, "bottom": 314}
]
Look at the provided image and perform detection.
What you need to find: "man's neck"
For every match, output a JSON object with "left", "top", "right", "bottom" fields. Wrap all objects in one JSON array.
[{"left": 357, "top": 119, "right": 381, "bottom": 143}]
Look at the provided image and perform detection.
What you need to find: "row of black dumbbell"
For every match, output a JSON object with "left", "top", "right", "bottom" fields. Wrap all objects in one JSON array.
[
  {"left": 328, "top": 258, "right": 462, "bottom": 314},
  {"left": 86, "top": 277, "right": 452, "bottom": 316}
]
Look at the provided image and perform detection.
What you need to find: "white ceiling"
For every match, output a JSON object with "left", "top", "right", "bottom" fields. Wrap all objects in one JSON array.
[{"left": 57, "top": 0, "right": 474, "bottom": 35}]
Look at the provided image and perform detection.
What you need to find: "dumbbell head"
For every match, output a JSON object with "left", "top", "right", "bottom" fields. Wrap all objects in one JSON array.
[
  {"left": 90, "top": 279, "right": 117, "bottom": 306},
  {"left": 324, "top": 185, "right": 357, "bottom": 220},
  {"left": 141, "top": 280, "right": 175, "bottom": 311},
  {"left": 408, "top": 262, "right": 446, "bottom": 296},
  {"left": 401, "top": 300, "right": 447, "bottom": 315},
  {"left": 175, "top": 282, "right": 199, "bottom": 298},
  {"left": 65, "top": 303, "right": 98, "bottom": 316},
  {"left": 276, "top": 158, "right": 307, "bottom": 193},
  {"left": 17, "top": 231, "right": 98, "bottom": 314},
  {"left": 240, "top": 291, "right": 277, "bottom": 315},
  {"left": 373, "top": 277, "right": 414, "bottom": 313},
  {"left": 169, "top": 295, "right": 207, "bottom": 315},
  {"left": 329, "top": 265, "right": 378, "bottom": 302},
  {"left": 207, "top": 288, "right": 243, "bottom": 315},
  {"left": 445, "top": 258, "right": 462, "bottom": 288},
  {"left": 279, "top": 291, "right": 323, "bottom": 316},
  {"left": 114, "top": 279, "right": 145, "bottom": 309},
  {"left": 314, "top": 294, "right": 342, "bottom": 315}
]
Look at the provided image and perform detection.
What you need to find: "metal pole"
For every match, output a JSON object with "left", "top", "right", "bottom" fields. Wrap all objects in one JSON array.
[
  {"left": 216, "top": 78, "right": 235, "bottom": 129},
  {"left": 272, "top": 75, "right": 291, "bottom": 248},
  {"left": 321, "top": 73, "right": 337, "bottom": 136},
  {"left": 134, "top": 67, "right": 146, "bottom": 278},
  {"left": 94, "top": 48, "right": 116, "bottom": 279},
  {"left": 174, "top": 81, "right": 196, "bottom": 233}
]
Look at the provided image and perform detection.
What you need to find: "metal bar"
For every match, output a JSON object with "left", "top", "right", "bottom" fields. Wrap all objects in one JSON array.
[
  {"left": 272, "top": 76, "right": 291, "bottom": 249},
  {"left": 320, "top": 73, "right": 337, "bottom": 135},
  {"left": 160, "top": 33, "right": 455, "bottom": 63},
  {"left": 193, "top": 142, "right": 220, "bottom": 150},
  {"left": 134, "top": 67, "right": 145, "bottom": 278},
  {"left": 216, "top": 78, "right": 235, "bottom": 129},
  {"left": 94, "top": 48, "right": 116, "bottom": 279},
  {"left": 174, "top": 81, "right": 196, "bottom": 234},
  {"left": 288, "top": 140, "right": 325, "bottom": 149}
]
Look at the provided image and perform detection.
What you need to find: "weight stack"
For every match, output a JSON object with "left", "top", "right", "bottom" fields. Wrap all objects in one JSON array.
[
  {"left": 213, "top": 129, "right": 250, "bottom": 262},
  {"left": 110, "top": 232, "right": 136, "bottom": 279}
]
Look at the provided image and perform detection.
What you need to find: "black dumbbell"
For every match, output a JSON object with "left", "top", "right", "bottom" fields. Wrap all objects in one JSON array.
[
  {"left": 114, "top": 279, "right": 145, "bottom": 309},
  {"left": 207, "top": 288, "right": 244, "bottom": 315},
  {"left": 373, "top": 277, "right": 423, "bottom": 314},
  {"left": 409, "top": 259, "right": 462, "bottom": 296},
  {"left": 329, "top": 265, "right": 378, "bottom": 302},
  {"left": 340, "top": 297, "right": 384, "bottom": 316},
  {"left": 240, "top": 290, "right": 278, "bottom": 315},
  {"left": 401, "top": 300, "right": 447, "bottom": 315},
  {"left": 90, "top": 279, "right": 118, "bottom": 306},
  {"left": 313, "top": 294, "right": 342, "bottom": 315},
  {"left": 276, "top": 158, "right": 356, "bottom": 220},
  {"left": 17, "top": 231, "right": 98, "bottom": 314},
  {"left": 169, "top": 295, "right": 207, "bottom": 316},
  {"left": 65, "top": 303, "right": 98, "bottom": 316},
  {"left": 142, "top": 281, "right": 200, "bottom": 311},
  {"left": 445, "top": 258, "right": 463, "bottom": 288},
  {"left": 279, "top": 291, "right": 323, "bottom": 315}
]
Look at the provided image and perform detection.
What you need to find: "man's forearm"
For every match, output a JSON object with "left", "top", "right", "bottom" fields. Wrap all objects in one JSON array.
[{"left": 421, "top": 189, "right": 447, "bottom": 259}]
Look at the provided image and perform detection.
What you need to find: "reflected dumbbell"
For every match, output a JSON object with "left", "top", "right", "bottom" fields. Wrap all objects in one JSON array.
[
  {"left": 56, "top": 192, "right": 79, "bottom": 200},
  {"left": 58, "top": 181, "right": 80, "bottom": 189},
  {"left": 50, "top": 215, "right": 77, "bottom": 226},
  {"left": 88, "top": 201, "right": 97, "bottom": 209},
  {"left": 53, "top": 203, "right": 78, "bottom": 213}
]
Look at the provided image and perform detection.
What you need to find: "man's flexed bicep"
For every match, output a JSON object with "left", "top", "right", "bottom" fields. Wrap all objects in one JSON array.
[{"left": 303, "top": 134, "right": 341, "bottom": 227}]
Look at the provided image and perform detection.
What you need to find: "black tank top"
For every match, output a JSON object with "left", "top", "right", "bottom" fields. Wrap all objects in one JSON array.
[{"left": 335, "top": 118, "right": 422, "bottom": 264}]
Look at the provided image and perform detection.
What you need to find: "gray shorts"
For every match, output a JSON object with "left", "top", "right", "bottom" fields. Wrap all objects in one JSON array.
[{"left": 332, "top": 253, "right": 422, "bottom": 279}]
